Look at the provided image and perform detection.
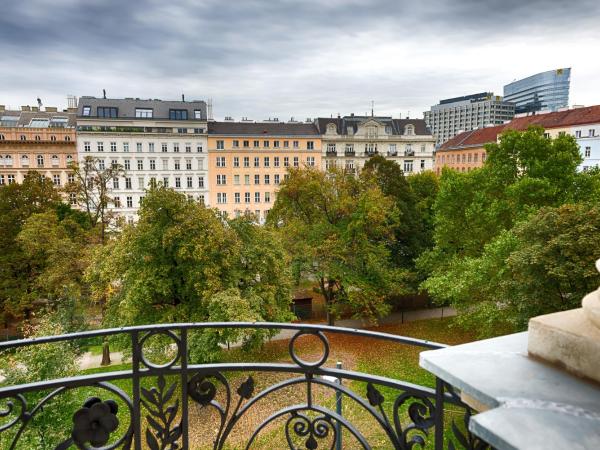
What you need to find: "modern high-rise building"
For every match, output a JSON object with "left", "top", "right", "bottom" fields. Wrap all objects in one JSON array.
[
  {"left": 0, "top": 105, "right": 77, "bottom": 187},
  {"left": 424, "top": 92, "right": 515, "bottom": 147},
  {"left": 315, "top": 114, "right": 436, "bottom": 174},
  {"left": 503, "top": 68, "right": 571, "bottom": 114},
  {"left": 76, "top": 97, "right": 209, "bottom": 224}
]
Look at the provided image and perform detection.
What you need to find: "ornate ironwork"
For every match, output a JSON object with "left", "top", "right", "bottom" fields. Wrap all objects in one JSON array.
[{"left": 0, "top": 322, "right": 489, "bottom": 449}]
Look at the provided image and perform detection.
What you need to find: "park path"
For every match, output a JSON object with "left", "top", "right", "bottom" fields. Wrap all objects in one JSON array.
[{"left": 76, "top": 306, "right": 456, "bottom": 370}]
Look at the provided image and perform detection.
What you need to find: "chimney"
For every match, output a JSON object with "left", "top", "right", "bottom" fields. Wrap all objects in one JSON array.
[
  {"left": 182, "top": 94, "right": 185, "bottom": 102},
  {"left": 31, "top": 106, "right": 39, "bottom": 112},
  {"left": 0, "top": 105, "right": 5, "bottom": 112},
  {"left": 21, "top": 105, "right": 31, "bottom": 111},
  {"left": 45, "top": 107, "right": 58, "bottom": 112}
]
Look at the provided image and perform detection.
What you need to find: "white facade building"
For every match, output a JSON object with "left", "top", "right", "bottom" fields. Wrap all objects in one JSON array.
[
  {"left": 315, "top": 115, "right": 436, "bottom": 174},
  {"left": 572, "top": 124, "right": 600, "bottom": 171},
  {"left": 76, "top": 97, "right": 209, "bottom": 223}
]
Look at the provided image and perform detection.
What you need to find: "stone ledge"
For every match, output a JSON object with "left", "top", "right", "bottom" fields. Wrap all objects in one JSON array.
[{"left": 528, "top": 307, "right": 600, "bottom": 384}]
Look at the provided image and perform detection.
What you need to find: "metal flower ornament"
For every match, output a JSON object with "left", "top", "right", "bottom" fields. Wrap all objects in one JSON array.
[{"left": 71, "top": 397, "right": 120, "bottom": 448}]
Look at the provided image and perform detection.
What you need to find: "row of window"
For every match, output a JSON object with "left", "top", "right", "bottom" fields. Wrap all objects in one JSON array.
[
  {"left": 216, "top": 192, "right": 274, "bottom": 204},
  {"left": 216, "top": 140, "right": 314, "bottom": 150},
  {"left": 215, "top": 156, "right": 315, "bottom": 168},
  {"left": 113, "top": 176, "right": 206, "bottom": 190},
  {"left": 0, "top": 173, "right": 73, "bottom": 186},
  {"left": 574, "top": 129, "right": 597, "bottom": 138},
  {"left": 0, "top": 154, "right": 73, "bottom": 167},
  {"left": 83, "top": 141, "right": 203, "bottom": 153},
  {"left": 438, "top": 153, "right": 486, "bottom": 165},
  {"left": 0, "top": 134, "right": 71, "bottom": 142},
  {"left": 216, "top": 173, "right": 288, "bottom": 186},
  {"left": 98, "top": 158, "right": 205, "bottom": 171},
  {"left": 325, "top": 159, "right": 426, "bottom": 172},
  {"left": 81, "top": 106, "right": 203, "bottom": 120}
]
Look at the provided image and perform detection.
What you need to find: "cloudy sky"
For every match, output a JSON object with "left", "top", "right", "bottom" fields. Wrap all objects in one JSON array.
[{"left": 1, "top": 0, "right": 600, "bottom": 120}]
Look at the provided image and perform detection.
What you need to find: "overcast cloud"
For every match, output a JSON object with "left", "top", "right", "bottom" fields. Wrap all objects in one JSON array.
[{"left": 1, "top": 0, "right": 600, "bottom": 120}]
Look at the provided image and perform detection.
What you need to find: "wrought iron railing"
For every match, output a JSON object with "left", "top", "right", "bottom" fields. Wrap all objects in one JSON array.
[{"left": 0, "top": 322, "right": 489, "bottom": 449}]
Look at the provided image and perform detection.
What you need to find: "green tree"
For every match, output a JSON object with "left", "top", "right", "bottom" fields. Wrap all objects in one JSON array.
[{"left": 268, "top": 167, "right": 401, "bottom": 325}]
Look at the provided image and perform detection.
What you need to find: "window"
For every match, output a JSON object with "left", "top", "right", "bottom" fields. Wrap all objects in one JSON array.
[
  {"left": 254, "top": 157, "right": 260, "bottom": 168},
  {"left": 162, "top": 143, "right": 168, "bottom": 153},
  {"left": 284, "top": 157, "right": 289, "bottom": 167},
  {"left": 306, "top": 156, "right": 315, "bottom": 166},
  {"left": 138, "top": 177, "right": 145, "bottom": 188},
  {"left": 274, "top": 156, "right": 280, "bottom": 167},
  {"left": 293, "top": 141, "right": 299, "bottom": 149},
  {"left": 113, "top": 178, "right": 119, "bottom": 189},
  {"left": 274, "top": 174, "right": 280, "bottom": 185},
  {"left": 585, "top": 147, "right": 591, "bottom": 157},
  {"left": 113, "top": 196, "right": 121, "bottom": 207},
  {"left": 245, "top": 192, "right": 251, "bottom": 203},
  {"left": 35, "top": 135, "right": 41, "bottom": 141},
  {"left": 125, "top": 177, "right": 132, "bottom": 189},
  {"left": 234, "top": 192, "right": 241, "bottom": 203},
  {"left": 590, "top": 129, "right": 596, "bottom": 137},
  {"left": 253, "top": 140, "right": 259, "bottom": 148},
  {"left": 162, "top": 160, "right": 169, "bottom": 170},
  {"left": 173, "top": 143, "right": 179, "bottom": 153},
  {"left": 217, "top": 193, "right": 227, "bottom": 204},
  {"left": 53, "top": 175, "right": 61, "bottom": 186},
  {"left": 243, "top": 140, "right": 249, "bottom": 148},
  {"left": 186, "top": 160, "right": 192, "bottom": 170},
  {"left": 175, "top": 177, "right": 181, "bottom": 188},
  {"left": 263, "top": 140, "right": 270, "bottom": 148},
  {"left": 307, "top": 141, "right": 314, "bottom": 150},
  {"left": 283, "top": 141, "right": 289, "bottom": 148},
  {"left": 264, "top": 156, "right": 270, "bottom": 167},
  {"left": 421, "top": 159, "right": 425, "bottom": 169},
  {"left": 97, "top": 142, "right": 104, "bottom": 152},
  {"left": 388, "top": 144, "right": 397, "bottom": 155},
  {"left": 7, "top": 175, "right": 15, "bottom": 184},
  {"left": 194, "top": 110, "right": 202, "bottom": 119},
  {"left": 197, "top": 145, "right": 203, "bottom": 153},
  {"left": 293, "top": 157, "right": 299, "bottom": 167},
  {"left": 68, "top": 174, "right": 75, "bottom": 183},
  {"left": 576, "top": 130, "right": 582, "bottom": 138},
  {"left": 544, "top": 132, "right": 550, "bottom": 139},
  {"left": 70, "top": 193, "right": 77, "bottom": 205},
  {"left": 233, "top": 157, "right": 240, "bottom": 168},
  {"left": 82, "top": 106, "right": 91, "bottom": 116},
  {"left": 124, "top": 159, "right": 131, "bottom": 170},
  {"left": 124, "top": 142, "right": 130, "bottom": 152},
  {"left": 255, "top": 192, "right": 261, "bottom": 203},
  {"left": 178, "top": 128, "right": 187, "bottom": 134},
  {"left": 265, "top": 192, "right": 271, "bottom": 203},
  {"left": 198, "top": 176, "right": 205, "bottom": 188},
  {"left": 20, "top": 135, "right": 26, "bottom": 141},
  {"left": 244, "top": 175, "right": 250, "bottom": 185},
  {"left": 234, "top": 174, "right": 240, "bottom": 185},
  {"left": 149, "top": 159, "right": 156, "bottom": 170},
  {"left": 84, "top": 142, "right": 91, "bottom": 152},
  {"left": 216, "top": 156, "right": 226, "bottom": 167},
  {"left": 233, "top": 140, "right": 239, "bottom": 148},
  {"left": 51, "top": 155, "right": 59, "bottom": 166},
  {"left": 327, "top": 143, "right": 336, "bottom": 153},
  {"left": 254, "top": 174, "right": 260, "bottom": 185},
  {"left": 217, "top": 140, "right": 224, "bottom": 149},
  {"left": 21, "top": 155, "right": 29, "bottom": 166},
  {"left": 109, "top": 142, "right": 116, "bottom": 152},
  {"left": 345, "top": 160, "right": 354, "bottom": 170},
  {"left": 169, "top": 109, "right": 188, "bottom": 120},
  {"left": 274, "top": 141, "right": 280, "bottom": 148},
  {"left": 126, "top": 196, "right": 133, "bottom": 208},
  {"left": 163, "top": 177, "right": 169, "bottom": 187},
  {"left": 135, "top": 108, "right": 153, "bottom": 118},
  {"left": 97, "top": 107, "right": 118, "bottom": 118},
  {"left": 133, "top": 159, "right": 142, "bottom": 170},
  {"left": 404, "top": 124, "right": 414, "bottom": 135},
  {"left": 0, "top": 175, "right": 4, "bottom": 184},
  {"left": 243, "top": 157, "right": 250, "bottom": 168},
  {"left": 149, "top": 142, "right": 155, "bottom": 152},
  {"left": 217, "top": 174, "right": 227, "bottom": 185},
  {"left": 404, "top": 160, "right": 414, "bottom": 173},
  {"left": 37, "top": 155, "right": 44, "bottom": 167},
  {"left": 174, "top": 161, "right": 181, "bottom": 170},
  {"left": 185, "top": 144, "right": 191, "bottom": 153},
  {"left": 198, "top": 194, "right": 205, "bottom": 204},
  {"left": 136, "top": 142, "right": 142, "bottom": 152}
]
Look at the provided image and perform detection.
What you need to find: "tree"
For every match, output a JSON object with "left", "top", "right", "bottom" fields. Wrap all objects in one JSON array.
[
  {"left": 86, "top": 186, "right": 293, "bottom": 361},
  {"left": 66, "top": 156, "right": 124, "bottom": 243},
  {"left": 268, "top": 167, "right": 401, "bottom": 325}
]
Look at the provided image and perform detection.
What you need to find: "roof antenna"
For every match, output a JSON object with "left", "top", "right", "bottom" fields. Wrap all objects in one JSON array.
[
  {"left": 37, "top": 98, "right": 43, "bottom": 109},
  {"left": 102, "top": 89, "right": 106, "bottom": 99},
  {"left": 371, "top": 100, "right": 374, "bottom": 117},
  {"left": 182, "top": 94, "right": 185, "bottom": 102}
]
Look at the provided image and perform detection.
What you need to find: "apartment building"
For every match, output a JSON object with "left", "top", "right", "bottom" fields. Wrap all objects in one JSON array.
[
  {"left": 76, "top": 97, "right": 209, "bottom": 223},
  {"left": 424, "top": 92, "right": 515, "bottom": 147},
  {"left": 207, "top": 120, "right": 321, "bottom": 222},
  {"left": 435, "top": 105, "right": 600, "bottom": 173},
  {"left": 315, "top": 114, "right": 435, "bottom": 174},
  {"left": 0, "top": 105, "right": 76, "bottom": 187}
]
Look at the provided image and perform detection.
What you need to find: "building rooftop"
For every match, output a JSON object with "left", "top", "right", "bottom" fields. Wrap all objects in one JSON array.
[
  {"left": 0, "top": 109, "right": 76, "bottom": 128},
  {"left": 314, "top": 115, "right": 431, "bottom": 136},
  {"left": 77, "top": 97, "right": 207, "bottom": 120},
  {"left": 439, "top": 105, "right": 600, "bottom": 151},
  {"left": 208, "top": 121, "right": 319, "bottom": 136}
]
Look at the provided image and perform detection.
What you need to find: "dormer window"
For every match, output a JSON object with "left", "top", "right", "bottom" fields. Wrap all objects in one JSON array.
[
  {"left": 404, "top": 124, "right": 415, "bottom": 135},
  {"left": 135, "top": 108, "right": 153, "bottom": 118},
  {"left": 82, "top": 106, "right": 91, "bottom": 116},
  {"left": 326, "top": 123, "right": 337, "bottom": 134},
  {"left": 366, "top": 126, "right": 377, "bottom": 139}
]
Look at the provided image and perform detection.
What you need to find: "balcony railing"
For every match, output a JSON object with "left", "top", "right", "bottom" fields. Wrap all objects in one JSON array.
[
  {"left": 0, "top": 322, "right": 489, "bottom": 450},
  {"left": 345, "top": 150, "right": 355, "bottom": 156},
  {"left": 325, "top": 150, "right": 337, "bottom": 156}
]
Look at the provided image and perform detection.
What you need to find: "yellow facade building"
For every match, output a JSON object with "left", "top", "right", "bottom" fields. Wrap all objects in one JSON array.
[{"left": 207, "top": 121, "right": 321, "bottom": 222}]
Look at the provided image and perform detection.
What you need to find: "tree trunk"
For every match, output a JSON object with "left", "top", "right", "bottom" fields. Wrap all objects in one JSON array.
[{"left": 101, "top": 340, "right": 111, "bottom": 366}]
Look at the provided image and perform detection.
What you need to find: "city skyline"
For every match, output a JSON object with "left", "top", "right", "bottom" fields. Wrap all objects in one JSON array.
[{"left": 2, "top": 0, "right": 600, "bottom": 120}]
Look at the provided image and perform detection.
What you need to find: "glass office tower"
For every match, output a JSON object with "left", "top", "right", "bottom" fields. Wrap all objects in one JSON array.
[{"left": 503, "top": 68, "right": 571, "bottom": 114}]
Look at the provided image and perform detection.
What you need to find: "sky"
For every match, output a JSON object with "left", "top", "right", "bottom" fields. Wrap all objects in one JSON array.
[{"left": 1, "top": 0, "right": 600, "bottom": 121}]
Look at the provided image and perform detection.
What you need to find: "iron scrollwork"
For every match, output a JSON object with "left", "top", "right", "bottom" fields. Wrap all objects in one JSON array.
[{"left": 141, "top": 375, "right": 182, "bottom": 450}]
